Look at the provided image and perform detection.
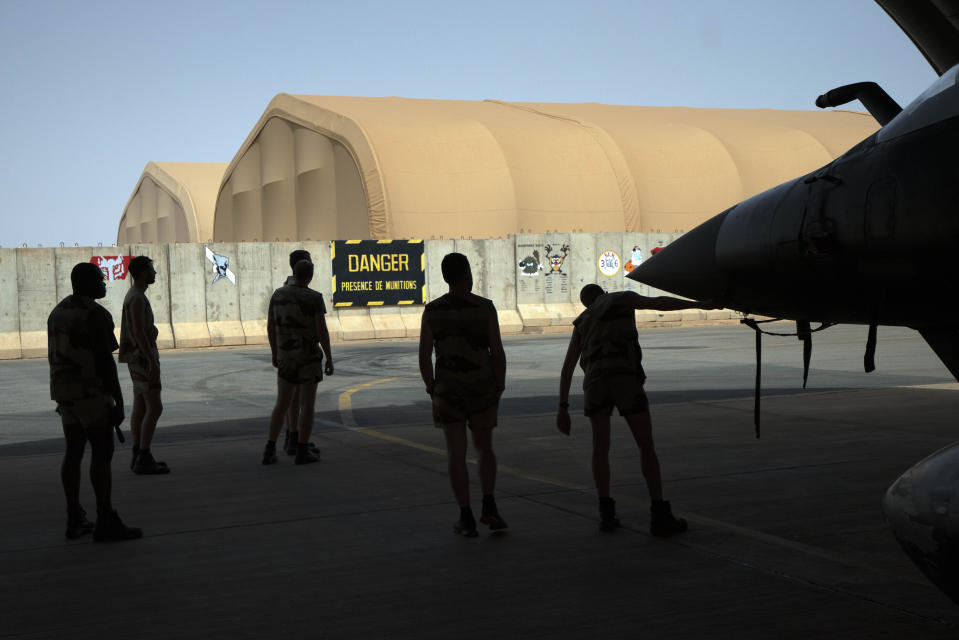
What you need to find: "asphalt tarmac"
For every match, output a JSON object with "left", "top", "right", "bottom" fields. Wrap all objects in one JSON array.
[{"left": 2, "top": 323, "right": 958, "bottom": 638}]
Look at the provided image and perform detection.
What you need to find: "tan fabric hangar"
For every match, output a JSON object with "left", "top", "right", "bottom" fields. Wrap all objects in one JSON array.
[
  {"left": 119, "top": 95, "right": 880, "bottom": 243},
  {"left": 117, "top": 161, "right": 227, "bottom": 244}
]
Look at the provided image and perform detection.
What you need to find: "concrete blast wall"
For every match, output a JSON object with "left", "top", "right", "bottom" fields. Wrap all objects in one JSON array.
[{"left": 1, "top": 234, "right": 734, "bottom": 359}]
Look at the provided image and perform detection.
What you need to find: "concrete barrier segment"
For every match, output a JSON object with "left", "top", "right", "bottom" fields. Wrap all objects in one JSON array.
[
  {"left": 0, "top": 249, "right": 21, "bottom": 359},
  {"left": 480, "top": 237, "right": 516, "bottom": 314},
  {"left": 366, "top": 306, "right": 405, "bottom": 339},
  {"left": 497, "top": 309, "right": 524, "bottom": 334},
  {"left": 204, "top": 242, "right": 246, "bottom": 346},
  {"left": 549, "top": 302, "right": 581, "bottom": 326},
  {"left": 168, "top": 244, "right": 211, "bottom": 348},
  {"left": 424, "top": 239, "right": 454, "bottom": 303},
  {"left": 16, "top": 248, "right": 57, "bottom": 358},
  {"left": 399, "top": 306, "right": 423, "bottom": 338},
  {"left": 237, "top": 242, "right": 273, "bottom": 345},
  {"left": 337, "top": 307, "right": 375, "bottom": 340},
  {"left": 517, "top": 303, "right": 558, "bottom": 327}
]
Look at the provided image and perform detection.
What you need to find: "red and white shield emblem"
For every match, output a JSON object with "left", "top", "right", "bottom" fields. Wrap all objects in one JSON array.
[{"left": 90, "top": 256, "right": 131, "bottom": 281}]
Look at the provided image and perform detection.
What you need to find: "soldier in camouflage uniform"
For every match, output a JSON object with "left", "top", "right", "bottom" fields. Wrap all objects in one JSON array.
[
  {"left": 48, "top": 262, "right": 142, "bottom": 542},
  {"left": 263, "top": 259, "right": 334, "bottom": 465},
  {"left": 279, "top": 249, "right": 320, "bottom": 458},
  {"left": 419, "top": 253, "right": 508, "bottom": 537},
  {"left": 557, "top": 284, "right": 714, "bottom": 536},
  {"left": 118, "top": 255, "right": 169, "bottom": 474}
]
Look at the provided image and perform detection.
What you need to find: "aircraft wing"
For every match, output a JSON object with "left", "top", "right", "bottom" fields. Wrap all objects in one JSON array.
[{"left": 877, "top": 0, "right": 959, "bottom": 75}]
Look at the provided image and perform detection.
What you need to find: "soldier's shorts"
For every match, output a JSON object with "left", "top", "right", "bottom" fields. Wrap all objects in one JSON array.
[
  {"left": 432, "top": 393, "right": 498, "bottom": 430},
  {"left": 127, "top": 356, "right": 162, "bottom": 395},
  {"left": 277, "top": 358, "right": 324, "bottom": 384},
  {"left": 57, "top": 394, "right": 115, "bottom": 430},
  {"left": 583, "top": 375, "right": 649, "bottom": 417}
]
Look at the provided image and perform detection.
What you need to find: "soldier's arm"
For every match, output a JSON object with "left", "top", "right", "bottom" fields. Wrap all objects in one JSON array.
[
  {"left": 315, "top": 312, "right": 333, "bottom": 375},
  {"left": 129, "top": 295, "right": 157, "bottom": 378},
  {"left": 488, "top": 306, "right": 506, "bottom": 396},
  {"left": 91, "top": 310, "right": 124, "bottom": 422},
  {"left": 556, "top": 330, "right": 582, "bottom": 436},
  {"left": 267, "top": 297, "right": 278, "bottom": 367},
  {"left": 418, "top": 312, "right": 435, "bottom": 395},
  {"left": 624, "top": 290, "right": 717, "bottom": 311}
]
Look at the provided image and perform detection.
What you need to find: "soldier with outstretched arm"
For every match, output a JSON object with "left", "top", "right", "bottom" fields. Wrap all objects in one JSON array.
[{"left": 557, "top": 284, "right": 716, "bottom": 535}]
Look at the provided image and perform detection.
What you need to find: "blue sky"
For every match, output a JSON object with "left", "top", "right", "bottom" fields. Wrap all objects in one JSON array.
[{"left": 0, "top": 0, "right": 937, "bottom": 247}]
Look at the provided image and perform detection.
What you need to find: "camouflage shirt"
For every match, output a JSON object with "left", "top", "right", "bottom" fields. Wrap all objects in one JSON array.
[
  {"left": 48, "top": 295, "right": 122, "bottom": 403},
  {"left": 118, "top": 287, "right": 159, "bottom": 363},
  {"left": 423, "top": 292, "right": 497, "bottom": 397},
  {"left": 269, "top": 284, "right": 327, "bottom": 365},
  {"left": 573, "top": 291, "right": 646, "bottom": 388}
]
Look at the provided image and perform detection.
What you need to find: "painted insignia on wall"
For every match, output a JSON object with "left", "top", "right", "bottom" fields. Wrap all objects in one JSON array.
[
  {"left": 544, "top": 244, "right": 569, "bottom": 276},
  {"left": 518, "top": 250, "right": 544, "bottom": 276},
  {"left": 204, "top": 246, "right": 236, "bottom": 285},
  {"left": 90, "top": 255, "right": 131, "bottom": 281},
  {"left": 598, "top": 250, "right": 621, "bottom": 277},
  {"left": 624, "top": 245, "right": 643, "bottom": 275}
]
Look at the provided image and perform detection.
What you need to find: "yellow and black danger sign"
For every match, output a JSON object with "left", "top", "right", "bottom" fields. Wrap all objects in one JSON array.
[{"left": 331, "top": 240, "right": 425, "bottom": 307}]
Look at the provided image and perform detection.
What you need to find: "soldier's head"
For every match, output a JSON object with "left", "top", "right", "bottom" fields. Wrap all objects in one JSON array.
[
  {"left": 129, "top": 256, "right": 156, "bottom": 285},
  {"left": 289, "top": 250, "right": 312, "bottom": 271},
  {"left": 71, "top": 262, "right": 107, "bottom": 299},
  {"left": 441, "top": 252, "right": 472, "bottom": 292},
  {"left": 292, "top": 259, "right": 314, "bottom": 285},
  {"left": 579, "top": 284, "right": 605, "bottom": 308}
]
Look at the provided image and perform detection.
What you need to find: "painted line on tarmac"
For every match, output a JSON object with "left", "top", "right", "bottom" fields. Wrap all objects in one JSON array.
[
  {"left": 337, "top": 377, "right": 941, "bottom": 589},
  {"left": 338, "top": 377, "right": 400, "bottom": 428}
]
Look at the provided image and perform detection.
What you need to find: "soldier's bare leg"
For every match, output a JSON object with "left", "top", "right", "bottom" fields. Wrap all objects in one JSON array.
[
  {"left": 295, "top": 381, "right": 318, "bottom": 444},
  {"left": 87, "top": 423, "right": 115, "bottom": 515},
  {"left": 130, "top": 394, "right": 145, "bottom": 447},
  {"left": 443, "top": 424, "right": 470, "bottom": 506},
  {"left": 286, "top": 386, "right": 301, "bottom": 432},
  {"left": 471, "top": 427, "right": 497, "bottom": 496},
  {"left": 138, "top": 390, "right": 163, "bottom": 450},
  {"left": 61, "top": 422, "right": 87, "bottom": 509},
  {"left": 268, "top": 378, "right": 296, "bottom": 442},
  {"left": 624, "top": 410, "right": 663, "bottom": 501},
  {"left": 588, "top": 415, "right": 612, "bottom": 498}
]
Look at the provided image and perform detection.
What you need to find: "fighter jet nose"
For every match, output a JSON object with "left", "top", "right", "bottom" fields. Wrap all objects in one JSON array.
[
  {"left": 883, "top": 441, "right": 959, "bottom": 605},
  {"left": 628, "top": 209, "right": 730, "bottom": 300}
]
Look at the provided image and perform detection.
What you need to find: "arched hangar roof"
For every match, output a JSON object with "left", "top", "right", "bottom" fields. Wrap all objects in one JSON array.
[
  {"left": 118, "top": 162, "right": 227, "bottom": 244},
  {"left": 213, "top": 94, "right": 879, "bottom": 241}
]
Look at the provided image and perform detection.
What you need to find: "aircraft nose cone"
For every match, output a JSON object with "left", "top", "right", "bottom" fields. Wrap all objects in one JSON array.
[
  {"left": 883, "top": 440, "right": 959, "bottom": 605},
  {"left": 628, "top": 209, "right": 729, "bottom": 300}
]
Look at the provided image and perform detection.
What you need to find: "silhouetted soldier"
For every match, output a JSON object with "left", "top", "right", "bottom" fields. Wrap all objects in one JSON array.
[
  {"left": 557, "top": 284, "right": 713, "bottom": 535},
  {"left": 119, "top": 256, "right": 169, "bottom": 474},
  {"left": 263, "top": 259, "right": 333, "bottom": 465},
  {"left": 280, "top": 249, "right": 320, "bottom": 458},
  {"left": 419, "top": 252, "right": 508, "bottom": 537},
  {"left": 48, "top": 262, "right": 142, "bottom": 542}
]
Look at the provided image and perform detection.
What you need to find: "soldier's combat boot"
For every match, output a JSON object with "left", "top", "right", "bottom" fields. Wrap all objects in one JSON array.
[
  {"left": 284, "top": 430, "right": 297, "bottom": 456},
  {"left": 294, "top": 442, "right": 320, "bottom": 465},
  {"left": 93, "top": 509, "right": 143, "bottom": 543},
  {"left": 262, "top": 441, "right": 278, "bottom": 465},
  {"left": 650, "top": 499, "right": 687, "bottom": 537},
  {"left": 454, "top": 506, "right": 478, "bottom": 538},
  {"left": 65, "top": 505, "right": 94, "bottom": 540},
  {"left": 480, "top": 494, "right": 508, "bottom": 531},
  {"left": 599, "top": 497, "right": 621, "bottom": 532}
]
